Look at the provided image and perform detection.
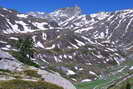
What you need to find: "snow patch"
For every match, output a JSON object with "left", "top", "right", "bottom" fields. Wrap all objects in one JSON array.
[
  {"left": 17, "top": 14, "right": 28, "bottom": 18},
  {"left": 81, "top": 79, "right": 92, "bottom": 82},
  {"left": 75, "top": 39, "right": 85, "bottom": 46},
  {"left": 45, "top": 44, "right": 55, "bottom": 50},
  {"left": 129, "top": 66, "right": 133, "bottom": 70},
  {"left": 89, "top": 71, "right": 97, "bottom": 76},
  {"left": 33, "top": 22, "right": 48, "bottom": 30},
  {"left": 35, "top": 42, "right": 44, "bottom": 48},
  {"left": 9, "top": 37, "right": 18, "bottom": 40},
  {"left": 67, "top": 70, "right": 76, "bottom": 75}
]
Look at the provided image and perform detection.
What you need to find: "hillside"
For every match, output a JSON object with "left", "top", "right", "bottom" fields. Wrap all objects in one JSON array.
[{"left": 0, "top": 6, "right": 132, "bottom": 89}]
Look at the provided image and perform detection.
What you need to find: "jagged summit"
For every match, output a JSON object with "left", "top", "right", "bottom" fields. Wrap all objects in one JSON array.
[
  {"left": 51, "top": 6, "right": 81, "bottom": 16},
  {"left": 27, "top": 6, "right": 81, "bottom": 22}
]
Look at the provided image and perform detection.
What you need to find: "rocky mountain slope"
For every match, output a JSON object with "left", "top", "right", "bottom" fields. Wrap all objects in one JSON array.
[
  {"left": 0, "top": 49, "right": 76, "bottom": 89},
  {"left": 0, "top": 6, "right": 133, "bottom": 82}
]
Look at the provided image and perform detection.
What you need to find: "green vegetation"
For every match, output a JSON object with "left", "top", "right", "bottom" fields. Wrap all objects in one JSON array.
[
  {"left": 0, "top": 68, "right": 45, "bottom": 81},
  {"left": 0, "top": 69, "right": 11, "bottom": 73},
  {"left": 75, "top": 59, "right": 133, "bottom": 89},
  {"left": 0, "top": 79, "right": 64, "bottom": 89},
  {"left": 11, "top": 51, "right": 39, "bottom": 67},
  {"left": 16, "top": 36, "right": 35, "bottom": 59},
  {"left": 76, "top": 79, "right": 109, "bottom": 89},
  {"left": 108, "top": 77, "right": 133, "bottom": 89},
  {"left": 0, "top": 69, "right": 13, "bottom": 76},
  {"left": 75, "top": 74, "right": 133, "bottom": 89},
  {"left": 10, "top": 36, "right": 39, "bottom": 67},
  {"left": 24, "top": 70, "right": 41, "bottom": 78}
]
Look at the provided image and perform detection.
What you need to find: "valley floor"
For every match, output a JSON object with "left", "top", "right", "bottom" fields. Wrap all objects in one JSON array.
[{"left": 75, "top": 60, "right": 133, "bottom": 89}]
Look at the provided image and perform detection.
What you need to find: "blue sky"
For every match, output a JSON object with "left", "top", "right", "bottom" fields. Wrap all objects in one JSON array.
[{"left": 0, "top": 0, "right": 133, "bottom": 14}]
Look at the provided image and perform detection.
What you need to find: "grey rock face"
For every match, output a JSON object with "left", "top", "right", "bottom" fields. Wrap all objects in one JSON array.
[
  {"left": 0, "top": 50, "right": 23, "bottom": 71},
  {"left": 38, "top": 69, "right": 76, "bottom": 89},
  {"left": 0, "top": 50, "right": 15, "bottom": 59}
]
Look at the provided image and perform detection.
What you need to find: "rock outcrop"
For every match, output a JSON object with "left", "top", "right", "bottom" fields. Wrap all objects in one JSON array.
[
  {"left": 0, "top": 50, "right": 76, "bottom": 89},
  {"left": 0, "top": 50, "right": 23, "bottom": 71}
]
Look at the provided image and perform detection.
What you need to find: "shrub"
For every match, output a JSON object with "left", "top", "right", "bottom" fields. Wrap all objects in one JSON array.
[
  {"left": 13, "top": 75, "right": 22, "bottom": 79},
  {"left": 24, "top": 70, "right": 41, "bottom": 78},
  {"left": 126, "top": 82, "right": 131, "bottom": 89},
  {"left": 10, "top": 36, "right": 40, "bottom": 68},
  {"left": 11, "top": 51, "right": 40, "bottom": 68},
  {"left": 0, "top": 69, "right": 11, "bottom": 73}
]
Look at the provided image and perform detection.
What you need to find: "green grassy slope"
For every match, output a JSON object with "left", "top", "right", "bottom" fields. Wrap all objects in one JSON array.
[
  {"left": 0, "top": 79, "right": 64, "bottom": 89},
  {"left": 75, "top": 60, "right": 133, "bottom": 89}
]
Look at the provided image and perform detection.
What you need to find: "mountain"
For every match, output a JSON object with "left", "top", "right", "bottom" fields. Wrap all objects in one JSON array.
[
  {"left": 28, "top": 6, "right": 81, "bottom": 23},
  {"left": 0, "top": 6, "right": 133, "bottom": 83},
  {"left": 28, "top": 7, "right": 133, "bottom": 48}
]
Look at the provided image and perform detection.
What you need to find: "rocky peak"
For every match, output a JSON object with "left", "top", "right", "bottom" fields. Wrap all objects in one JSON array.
[
  {"left": 51, "top": 6, "right": 81, "bottom": 17},
  {"left": 27, "top": 11, "right": 48, "bottom": 18},
  {"left": 27, "top": 6, "right": 81, "bottom": 23}
]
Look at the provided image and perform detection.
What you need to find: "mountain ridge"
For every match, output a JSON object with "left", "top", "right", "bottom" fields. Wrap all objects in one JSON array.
[{"left": 0, "top": 6, "right": 132, "bottom": 83}]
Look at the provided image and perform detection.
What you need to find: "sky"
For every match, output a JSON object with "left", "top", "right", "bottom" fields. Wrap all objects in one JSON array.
[{"left": 0, "top": 0, "right": 133, "bottom": 14}]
